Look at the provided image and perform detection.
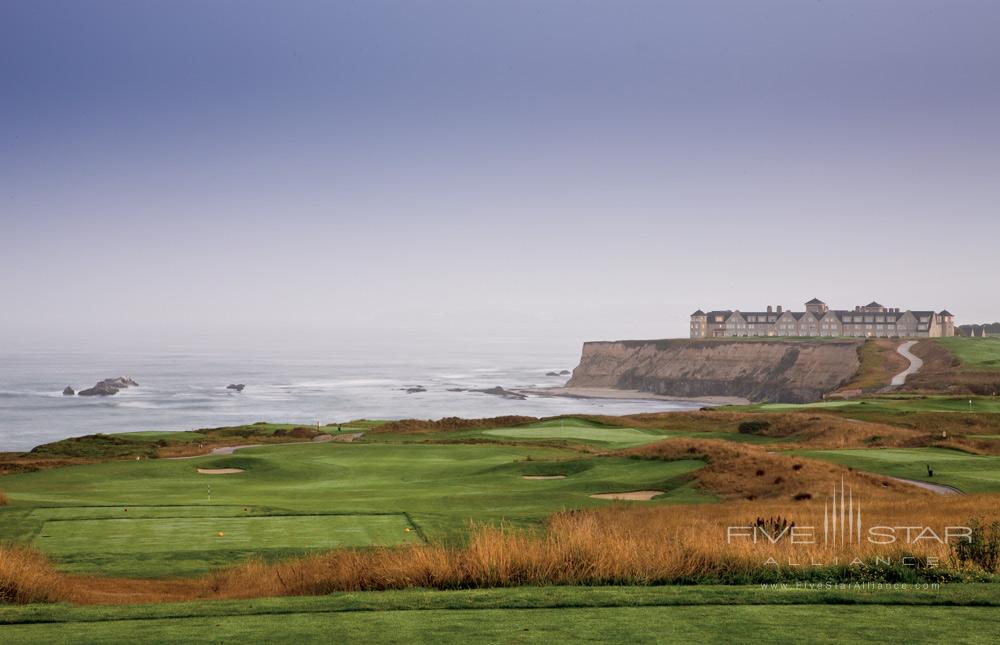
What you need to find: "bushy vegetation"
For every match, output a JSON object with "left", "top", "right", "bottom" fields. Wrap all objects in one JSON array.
[
  {"left": 29, "top": 434, "right": 159, "bottom": 459},
  {"left": 952, "top": 518, "right": 1000, "bottom": 573},
  {"left": 738, "top": 420, "right": 771, "bottom": 435},
  {"left": 370, "top": 416, "right": 538, "bottom": 434},
  {"left": 0, "top": 546, "right": 67, "bottom": 604}
]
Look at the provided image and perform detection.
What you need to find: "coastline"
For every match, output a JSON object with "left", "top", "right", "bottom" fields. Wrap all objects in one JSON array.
[{"left": 515, "top": 386, "right": 749, "bottom": 406}]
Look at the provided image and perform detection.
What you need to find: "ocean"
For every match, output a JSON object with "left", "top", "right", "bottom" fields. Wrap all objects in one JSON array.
[{"left": 0, "top": 338, "right": 698, "bottom": 451}]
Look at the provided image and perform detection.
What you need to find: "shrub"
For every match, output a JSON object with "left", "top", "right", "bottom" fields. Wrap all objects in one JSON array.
[
  {"left": 751, "top": 516, "right": 795, "bottom": 540},
  {"left": 0, "top": 491, "right": 7, "bottom": 506},
  {"left": 0, "top": 546, "right": 66, "bottom": 604},
  {"left": 952, "top": 518, "right": 1000, "bottom": 573},
  {"left": 738, "top": 420, "right": 772, "bottom": 435},
  {"left": 792, "top": 492, "right": 812, "bottom": 501}
]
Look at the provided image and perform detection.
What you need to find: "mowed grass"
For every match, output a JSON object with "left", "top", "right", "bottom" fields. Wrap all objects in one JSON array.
[
  {"left": 4, "top": 606, "right": 996, "bottom": 644},
  {"left": 752, "top": 396, "right": 1000, "bottom": 414},
  {"left": 793, "top": 447, "right": 1000, "bottom": 493},
  {"left": 479, "top": 420, "right": 785, "bottom": 447},
  {"left": 483, "top": 423, "right": 662, "bottom": 447},
  {"left": 0, "top": 442, "right": 707, "bottom": 576},
  {"left": 33, "top": 508, "right": 417, "bottom": 558},
  {"left": 1, "top": 585, "right": 997, "bottom": 644},
  {"left": 936, "top": 337, "right": 1000, "bottom": 371}
]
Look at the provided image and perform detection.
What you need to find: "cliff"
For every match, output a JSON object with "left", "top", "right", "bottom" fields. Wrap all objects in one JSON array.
[{"left": 566, "top": 339, "right": 864, "bottom": 403}]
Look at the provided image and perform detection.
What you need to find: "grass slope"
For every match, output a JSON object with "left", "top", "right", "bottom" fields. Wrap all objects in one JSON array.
[
  {"left": 936, "top": 337, "right": 1000, "bottom": 371},
  {"left": 793, "top": 447, "right": 1000, "bottom": 493},
  {"left": 753, "top": 396, "right": 1000, "bottom": 414}
]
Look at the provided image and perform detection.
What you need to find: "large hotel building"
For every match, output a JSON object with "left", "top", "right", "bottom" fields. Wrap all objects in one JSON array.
[{"left": 690, "top": 299, "right": 955, "bottom": 339}]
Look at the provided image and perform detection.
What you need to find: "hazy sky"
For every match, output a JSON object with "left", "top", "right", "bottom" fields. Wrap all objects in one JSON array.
[{"left": 2, "top": 1, "right": 998, "bottom": 351}]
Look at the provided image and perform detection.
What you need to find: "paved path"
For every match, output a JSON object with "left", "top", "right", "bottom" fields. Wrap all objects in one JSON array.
[
  {"left": 887, "top": 475, "right": 964, "bottom": 496},
  {"left": 890, "top": 340, "right": 924, "bottom": 387}
]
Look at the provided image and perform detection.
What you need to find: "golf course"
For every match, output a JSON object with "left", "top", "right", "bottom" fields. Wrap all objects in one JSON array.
[
  {"left": 0, "top": 430, "right": 708, "bottom": 577},
  {"left": 2, "top": 400, "right": 1000, "bottom": 641}
]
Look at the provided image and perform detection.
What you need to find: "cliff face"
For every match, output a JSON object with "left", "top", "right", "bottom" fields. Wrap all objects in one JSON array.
[{"left": 567, "top": 339, "right": 863, "bottom": 403}]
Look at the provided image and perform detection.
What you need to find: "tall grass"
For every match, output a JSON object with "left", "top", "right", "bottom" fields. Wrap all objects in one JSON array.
[
  {"left": 210, "top": 496, "right": 998, "bottom": 599},
  {"left": 2, "top": 494, "right": 997, "bottom": 605},
  {"left": 0, "top": 546, "right": 68, "bottom": 604}
]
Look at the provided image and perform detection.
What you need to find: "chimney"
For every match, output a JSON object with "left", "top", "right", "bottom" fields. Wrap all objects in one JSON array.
[
  {"left": 767, "top": 305, "right": 773, "bottom": 313},
  {"left": 777, "top": 305, "right": 782, "bottom": 313}
]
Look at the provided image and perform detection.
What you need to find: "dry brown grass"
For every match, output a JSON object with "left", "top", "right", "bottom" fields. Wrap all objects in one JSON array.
[
  {"left": 208, "top": 493, "right": 1000, "bottom": 598},
  {"left": 0, "top": 491, "right": 7, "bottom": 506},
  {"left": 0, "top": 546, "right": 70, "bottom": 604},
  {"left": 369, "top": 416, "right": 539, "bottom": 435},
  {"left": 575, "top": 409, "right": 999, "bottom": 453},
  {"left": 616, "top": 438, "right": 927, "bottom": 501},
  {"left": 905, "top": 341, "right": 1000, "bottom": 395},
  {"left": 835, "top": 339, "right": 910, "bottom": 393},
  {"left": 0, "top": 455, "right": 95, "bottom": 476},
  {"left": 2, "top": 491, "right": 997, "bottom": 605}
]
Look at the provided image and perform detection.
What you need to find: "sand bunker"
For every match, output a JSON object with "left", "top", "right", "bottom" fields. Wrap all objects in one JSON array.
[
  {"left": 196, "top": 468, "right": 245, "bottom": 475},
  {"left": 590, "top": 490, "right": 664, "bottom": 501},
  {"left": 522, "top": 475, "right": 567, "bottom": 480}
]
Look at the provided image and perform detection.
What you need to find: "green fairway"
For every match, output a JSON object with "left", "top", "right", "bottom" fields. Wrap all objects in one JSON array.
[
  {"left": 479, "top": 420, "right": 786, "bottom": 446},
  {"left": 1, "top": 585, "right": 997, "bottom": 644},
  {"left": 483, "top": 423, "right": 662, "bottom": 446},
  {"left": 0, "top": 442, "right": 707, "bottom": 576},
  {"left": 936, "top": 337, "right": 1000, "bottom": 371},
  {"left": 32, "top": 507, "right": 418, "bottom": 558},
  {"left": 793, "top": 447, "right": 1000, "bottom": 493},
  {"left": 749, "top": 396, "right": 1000, "bottom": 415}
]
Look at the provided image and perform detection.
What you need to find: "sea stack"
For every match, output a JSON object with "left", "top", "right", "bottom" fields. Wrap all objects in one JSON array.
[
  {"left": 77, "top": 376, "right": 139, "bottom": 397},
  {"left": 62, "top": 386, "right": 75, "bottom": 396}
]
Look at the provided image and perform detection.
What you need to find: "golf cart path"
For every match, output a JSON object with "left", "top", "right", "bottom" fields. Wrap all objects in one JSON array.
[
  {"left": 890, "top": 340, "right": 923, "bottom": 387},
  {"left": 887, "top": 475, "right": 963, "bottom": 496}
]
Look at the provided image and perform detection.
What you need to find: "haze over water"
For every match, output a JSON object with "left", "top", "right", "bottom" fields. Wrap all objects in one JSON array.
[
  {"left": 0, "top": 336, "right": 698, "bottom": 451},
  {"left": 4, "top": 2, "right": 998, "bottom": 450}
]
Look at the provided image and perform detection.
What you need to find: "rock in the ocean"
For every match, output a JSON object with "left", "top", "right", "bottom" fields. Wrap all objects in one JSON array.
[
  {"left": 402, "top": 386, "right": 427, "bottom": 394},
  {"left": 545, "top": 371, "right": 560, "bottom": 376},
  {"left": 78, "top": 376, "right": 139, "bottom": 397},
  {"left": 62, "top": 386, "right": 75, "bottom": 396},
  {"left": 472, "top": 386, "right": 527, "bottom": 400},
  {"left": 559, "top": 370, "right": 571, "bottom": 375},
  {"left": 227, "top": 383, "right": 246, "bottom": 392},
  {"left": 78, "top": 382, "right": 119, "bottom": 396}
]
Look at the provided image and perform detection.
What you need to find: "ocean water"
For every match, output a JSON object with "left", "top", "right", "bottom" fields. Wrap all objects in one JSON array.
[{"left": 0, "top": 339, "right": 698, "bottom": 451}]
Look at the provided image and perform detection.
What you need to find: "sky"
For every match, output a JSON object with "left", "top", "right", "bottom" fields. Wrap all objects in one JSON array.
[{"left": 2, "top": 0, "right": 998, "bottom": 351}]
